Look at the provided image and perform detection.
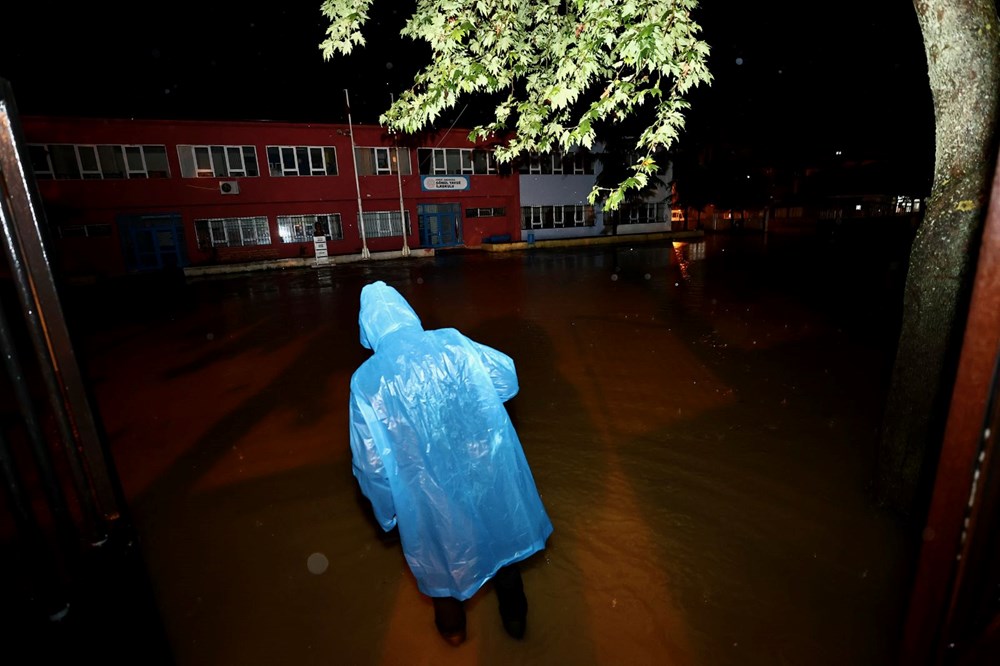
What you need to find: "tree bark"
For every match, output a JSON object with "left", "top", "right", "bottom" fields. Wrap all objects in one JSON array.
[{"left": 877, "top": 0, "right": 1000, "bottom": 515}]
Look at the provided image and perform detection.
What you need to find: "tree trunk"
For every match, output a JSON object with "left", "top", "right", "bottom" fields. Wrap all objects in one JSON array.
[{"left": 876, "top": 0, "right": 1000, "bottom": 515}]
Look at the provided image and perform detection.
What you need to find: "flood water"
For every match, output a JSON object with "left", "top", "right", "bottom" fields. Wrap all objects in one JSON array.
[{"left": 72, "top": 231, "right": 918, "bottom": 665}]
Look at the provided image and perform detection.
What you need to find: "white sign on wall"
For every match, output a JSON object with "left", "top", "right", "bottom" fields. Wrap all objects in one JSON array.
[{"left": 421, "top": 175, "right": 471, "bottom": 191}]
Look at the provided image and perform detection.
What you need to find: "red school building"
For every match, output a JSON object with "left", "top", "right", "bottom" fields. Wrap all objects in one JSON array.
[{"left": 21, "top": 116, "right": 522, "bottom": 278}]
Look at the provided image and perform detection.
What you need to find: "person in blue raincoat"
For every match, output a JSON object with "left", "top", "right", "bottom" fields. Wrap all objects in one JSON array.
[{"left": 349, "top": 281, "right": 553, "bottom": 645}]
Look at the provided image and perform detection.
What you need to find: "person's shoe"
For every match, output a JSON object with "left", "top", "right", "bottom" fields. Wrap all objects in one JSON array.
[
  {"left": 494, "top": 566, "right": 528, "bottom": 639},
  {"left": 433, "top": 597, "right": 466, "bottom": 646}
]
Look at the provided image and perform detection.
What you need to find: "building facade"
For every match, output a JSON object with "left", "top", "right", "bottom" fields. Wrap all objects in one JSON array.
[
  {"left": 22, "top": 117, "right": 521, "bottom": 278},
  {"left": 517, "top": 144, "right": 677, "bottom": 241}
]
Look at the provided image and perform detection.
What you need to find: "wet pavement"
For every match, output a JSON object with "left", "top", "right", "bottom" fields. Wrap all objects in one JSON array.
[{"left": 66, "top": 230, "right": 918, "bottom": 665}]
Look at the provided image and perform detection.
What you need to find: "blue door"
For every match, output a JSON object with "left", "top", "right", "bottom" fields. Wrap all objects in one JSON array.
[
  {"left": 120, "top": 214, "right": 188, "bottom": 272},
  {"left": 418, "top": 203, "right": 462, "bottom": 247}
]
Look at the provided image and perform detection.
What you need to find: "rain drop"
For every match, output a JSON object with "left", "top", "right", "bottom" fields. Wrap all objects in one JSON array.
[
  {"left": 307, "top": 553, "right": 329, "bottom": 575},
  {"left": 611, "top": 274, "right": 618, "bottom": 281}
]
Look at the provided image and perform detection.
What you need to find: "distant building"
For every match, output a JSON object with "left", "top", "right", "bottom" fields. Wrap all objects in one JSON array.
[
  {"left": 21, "top": 116, "right": 521, "bottom": 278},
  {"left": 517, "top": 145, "right": 678, "bottom": 240}
]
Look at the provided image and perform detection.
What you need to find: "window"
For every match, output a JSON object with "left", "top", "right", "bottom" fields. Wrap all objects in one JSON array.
[
  {"left": 571, "top": 152, "right": 594, "bottom": 174},
  {"left": 126, "top": 145, "right": 170, "bottom": 178},
  {"left": 418, "top": 148, "right": 496, "bottom": 175},
  {"left": 465, "top": 207, "right": 506, "bottom": 218},
  {"left": 520, "top": 205, "right": 595, "bottom": 229},
  {"left": 360, "top": 210, "right": 412, "bottom": 238},
  {"left": 97, "top": 145, "right": 127, "bottom": 179},
  {"left": 76, "top": 145, "right": 102, "bottom": 179},
  {"left": 194, "top": 216, "right": 270, "bottom": 249},
  {"left": 177, "top": 145, "right": 258, "bottom": 178},
  {"left": 617, "top": 202, "right": 670, "bottom": 225},
  {"left": 28, "top": 145, "right": 54, "bottom": 178},
  {"left": 30, "top": 144, "right": 169, "bottom": 179},
  {"left": 277, "top": 213, "right": 343, "bottom": 243},
  {"left": 49, "top": 145, "right": 81, "bottom": 179},
  {"left": 354, "top": 147, "right": 411, "bottom": 176},
  {"left": 266, "top": 146, "right": 337, "bottom": 176},
  {"left": 519, "top": 150, "right": 594, "bottom": 175}
]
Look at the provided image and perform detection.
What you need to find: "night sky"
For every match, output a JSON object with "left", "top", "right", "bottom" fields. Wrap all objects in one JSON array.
[{"left": 1, "top": 1, "right": 934, "bottom": 177}]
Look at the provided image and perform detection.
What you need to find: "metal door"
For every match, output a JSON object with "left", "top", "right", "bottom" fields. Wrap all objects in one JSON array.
[
  {"left": 418, "top": 203, "right": 462, "bottom": 247},
  {"left": 120, "top": 214, "right": 187, "bottom": 272}
]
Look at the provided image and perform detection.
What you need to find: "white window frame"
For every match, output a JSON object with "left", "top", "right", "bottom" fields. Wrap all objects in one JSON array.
[
  {"left": 374, "top": 147, "right": 392, "bottom": 174},
  {"left": 460, "top": 149, "right": 474, "bottom": 174},
  {"left": 75, "top": 145, "right": 102, "bottom": 179},
  {"left": 178, "top": 145, "right": 258, "bottom": 178},
  {"left": 552, "top": 205, "right": 564, "bottom": 227},
  {"left": 267, "top": 145, "right": 336, "bottom": 176},
  {"left": 551, "top": 151, "right": 563, "bottom": 175},
  {"left": 355, "top": 146, "right": 411, "bottom": 176},
  {"left": 432, "top": 149, "right": 448, "bottom": 175}
]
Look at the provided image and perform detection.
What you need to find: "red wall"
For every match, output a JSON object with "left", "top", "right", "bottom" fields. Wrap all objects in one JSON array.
[{"left": 21, "top": 117, "right": 521, "bottom": 276}]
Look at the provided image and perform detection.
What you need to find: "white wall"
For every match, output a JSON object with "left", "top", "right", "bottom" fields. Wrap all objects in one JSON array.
[{"left": 516, "top": 147, "right": 675, "bottom": 239}]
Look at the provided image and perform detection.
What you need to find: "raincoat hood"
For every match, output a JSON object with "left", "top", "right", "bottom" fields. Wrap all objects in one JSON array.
[{"left": 358, "top": 281, "right": 423, "bottom": 351}]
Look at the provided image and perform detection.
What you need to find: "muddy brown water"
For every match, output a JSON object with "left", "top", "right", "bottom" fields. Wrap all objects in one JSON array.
[{"left": 66, "top": 232, "right": 918, "bottom": 665}]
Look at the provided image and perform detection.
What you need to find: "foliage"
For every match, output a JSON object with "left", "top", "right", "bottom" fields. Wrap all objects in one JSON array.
[{"left": 320, "top": 0, "right": 712, "bottom": 209}]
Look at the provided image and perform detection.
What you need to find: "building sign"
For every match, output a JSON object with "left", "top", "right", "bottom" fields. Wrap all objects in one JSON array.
[{"left": 421, "top": 175, "right": 471, "bottom": 191}]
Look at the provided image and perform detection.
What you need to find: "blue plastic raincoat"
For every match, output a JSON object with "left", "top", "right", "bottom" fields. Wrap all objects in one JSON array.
[{"left": 349, "top": 281, "right": 553, "bottom": 600}]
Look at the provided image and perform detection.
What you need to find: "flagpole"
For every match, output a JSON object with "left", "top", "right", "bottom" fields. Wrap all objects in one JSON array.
[
  {"left": 390, "top": 93, "right": 410, "bottom": 257},
  {"left": 345, "top": 89, "right": 370, "bottom": 259}
]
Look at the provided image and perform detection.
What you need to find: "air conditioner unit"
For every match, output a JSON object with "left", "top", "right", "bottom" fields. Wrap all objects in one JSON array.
[{"left": 219, "top": 181, "right": 240, "bottom": 195}]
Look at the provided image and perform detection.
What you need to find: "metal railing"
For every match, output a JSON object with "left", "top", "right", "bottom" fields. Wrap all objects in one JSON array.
[{"left": 0, "top": 78, "right": 171, "bottom": 662}]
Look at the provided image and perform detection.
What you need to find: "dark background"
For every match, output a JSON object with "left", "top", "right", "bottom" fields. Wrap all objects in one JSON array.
[{"left": 0, "top": 1, "right": 934, "bottom": 179}]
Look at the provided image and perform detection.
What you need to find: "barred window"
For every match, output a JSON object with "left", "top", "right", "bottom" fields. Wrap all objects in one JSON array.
[
  {"left": 194, "top": 216, "right": 271, "bottom": 249},
  {"left": 417, "top": 148, "right": 496, "bottom": 175},
  {"left": 277, "top": 213, "right": 343, "bottom": 243},
  {"left": 177, "top": 145, "right": 258, "bottom": 178},
  {"left": 266, "top": 146, "right": 338, "bottom": 176},
  {"left": 465, "top": 207, "right": 506, "bottom": 218},
  {"left": 520, "top": 205, "right": 595, "bottom": 229},
  {"left": 354, "top": 147, "right": 411, "bottom": 175},
  {"left": 360, "top": 210, "right": 412, "bottom": 238},
  {"left": 31, "top": 144, "right": 169, "bottom": 179}
]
